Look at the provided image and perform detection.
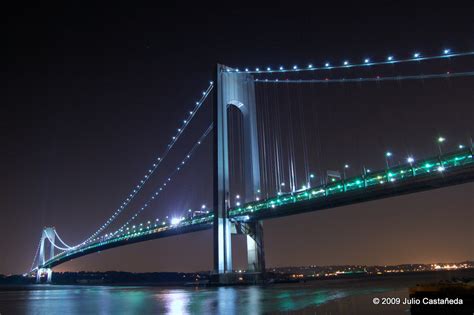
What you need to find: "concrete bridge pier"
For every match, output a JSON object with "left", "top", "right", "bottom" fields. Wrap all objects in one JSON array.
[
  {"left": 35, "top": 268, "right": 53, "bottom": 283},
  {"left": 35, "top": 269, "right": 41, "bottom": 283},
  {"left": 46, "top": 268, "right": 53, "bottom": 283},
  {"left": 246, "top": 221, "right": 265, "bottom": 274}
]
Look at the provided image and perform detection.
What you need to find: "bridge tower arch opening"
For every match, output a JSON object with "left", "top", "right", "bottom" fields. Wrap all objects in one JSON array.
[{"left": 213, "top": 64, "right": 265, "bottom": 282}]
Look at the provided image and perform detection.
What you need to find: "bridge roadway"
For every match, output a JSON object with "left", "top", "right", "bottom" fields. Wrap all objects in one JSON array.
[{"left": 40, "top": 148, "right": 474, "bottom": 269}]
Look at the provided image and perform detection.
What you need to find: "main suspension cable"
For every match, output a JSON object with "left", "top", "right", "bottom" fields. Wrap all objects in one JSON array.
[
  {"left": 79, "top": 82, "right": 214, "bottom": 245},
  {"left": 108, "top": 123, "right": 215, "bottom": 237},
  {"left": 231, "top": 50, "right": 474, "bottom": 74},
  {"left": 254, "top": 71, "right": 474, "bottom": 84}
]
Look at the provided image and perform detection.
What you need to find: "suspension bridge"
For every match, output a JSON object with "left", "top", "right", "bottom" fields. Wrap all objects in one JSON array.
[{"left": 31, "top": 48, "right": 474, "bottom": 284}]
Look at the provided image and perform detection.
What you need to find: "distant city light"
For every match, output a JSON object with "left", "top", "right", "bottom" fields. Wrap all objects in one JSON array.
[
  {"left": 443, "top": 49, "right": 451, "bottom": 54},
  {"left": 438, "top": 136, "right": 446, "bottom": 143},
  {"left": 386, "top": 151, "right": 393, "bottom": 157},
  {"left": 387, "top": 56, "right": 393, "bottom": 61},
  {"left": 407, "top": 157, "right": 415, "bottom": 163}
]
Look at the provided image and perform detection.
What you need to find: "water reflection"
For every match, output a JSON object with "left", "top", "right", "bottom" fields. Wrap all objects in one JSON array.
[
  {"left": 0, "top": 281, "right": 409, "bottom": 314},
  {"left": 162, "top": 290, "right": 190, "bottom": 314}
]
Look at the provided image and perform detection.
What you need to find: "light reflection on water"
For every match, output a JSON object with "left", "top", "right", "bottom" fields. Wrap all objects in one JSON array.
[
  {"left": 4, "top": 270, "right": 474, "bottom": 314},
  {"left": 0, "top": 282, "right": 406, "bottom": 315}
]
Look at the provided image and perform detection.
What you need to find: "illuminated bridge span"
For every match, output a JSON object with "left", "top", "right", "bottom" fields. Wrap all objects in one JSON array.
[
  {"left": 38, "top": 148, "right": 473, "bottom": 270},
  {"left": 31, "top": 48, "right": 474, "bottom": 284}
]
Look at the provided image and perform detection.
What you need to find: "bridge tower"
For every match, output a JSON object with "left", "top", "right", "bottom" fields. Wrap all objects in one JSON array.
[
  {"left": 213, "top": 64, "right": 265, "bottom": 283},
  {"left": 36, "top": 227, "right": 56, "bottom": 283}
]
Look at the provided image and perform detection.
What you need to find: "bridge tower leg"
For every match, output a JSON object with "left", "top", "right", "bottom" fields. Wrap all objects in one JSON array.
[
  {"left": 35, "top": 227, "right": 56, "bottom": 284},
  {"left": 213, "top": 64, "right": 263, "bottom": 283}
]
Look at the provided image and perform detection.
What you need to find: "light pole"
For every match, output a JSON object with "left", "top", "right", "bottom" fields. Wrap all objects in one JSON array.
[
  {"left": 437, "top": 136, "right": 445, "bottom": 155},
  {"left": 407, "top": 156, "right": 415, "bottom": 176},
  {"left": 309, "top": 173, "right": 315, "bottom": 188},
  {"left": 279, "top": 182, "right": 285, "bottom": 195},
  {"left": 385, "top": 151, "right": 392, "bottom": 168},
  {"left": 343, "top": 164, "right": 349, "bottom": 180}
]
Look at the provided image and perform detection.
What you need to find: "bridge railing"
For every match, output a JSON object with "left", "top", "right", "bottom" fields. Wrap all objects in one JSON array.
[{"left": 229, "top": 148, "right": 473, "bottom": 218}]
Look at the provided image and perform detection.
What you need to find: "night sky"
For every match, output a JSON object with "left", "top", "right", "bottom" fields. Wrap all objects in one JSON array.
[{"left": 2, "top": 3, "right": 474, "bottom": 275}]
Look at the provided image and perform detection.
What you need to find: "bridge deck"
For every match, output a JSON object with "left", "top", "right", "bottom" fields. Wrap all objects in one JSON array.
[
  {"left": 229, "top": 149, "right": 474, "bottom": 220},
  {"left": 40, "top": 148, "right": 473, "bottom": 269}
]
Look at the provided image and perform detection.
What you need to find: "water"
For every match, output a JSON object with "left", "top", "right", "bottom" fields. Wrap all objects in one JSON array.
[{"left": 0, "top": 271, "right": 471, "bottom": 314}]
